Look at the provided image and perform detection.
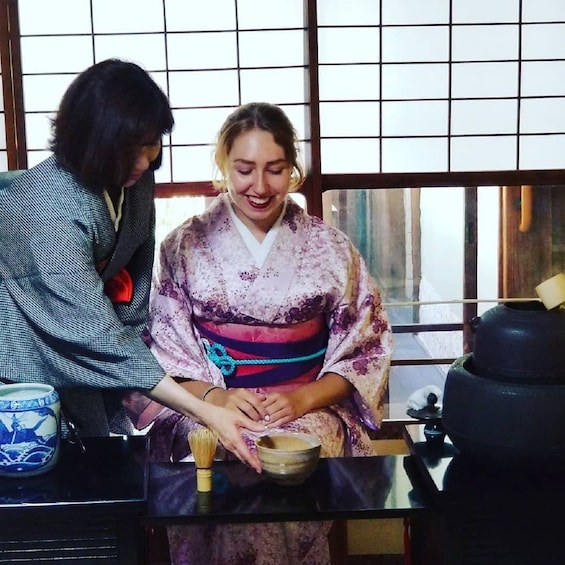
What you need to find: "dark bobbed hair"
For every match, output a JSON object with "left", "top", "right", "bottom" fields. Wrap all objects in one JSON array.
[
  {"left": 50, "top": 59, "right": 174, "bottom": 191},
  {"left": 213, "top": 102, "right": 305, "bottom": 192}
]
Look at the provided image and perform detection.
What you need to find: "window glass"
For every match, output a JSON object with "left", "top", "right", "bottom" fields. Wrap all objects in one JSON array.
[
  {"left": 521, "top": 98, "right": 565, "bottom": 134},
  {"left": 382, "top": 64, "right": 448, "bottom": 100},
  {"left": 477, "top": 186, "right": 500, "bottom": 310},
  {"left": 520, "top": 135, "right": 565, "bottom": 169},
  {"left": 452, "top": 0, "right": 519, "bottom": 23},
  {"left": 168, "top": 70, "right": 240, "bottom": 106},
  {"left": 237, "top": 0, "right": 304, "bottom": 29},
  {"left": 317, "top": 0, "right": 380, "bottom": 26},
  {"left": 165, "top": 0, "right": 236, "bottom": 31},
  {"left": 172, "top": 108, "right": 233, "bottom": 146},
  {"left": 24, "top": 114, "right": 53, "bottom": 152},
  {"left": 522, "top": 0, "right": 565, "bottom": 21},
  {"left": 314, "top": 2, "right": 565, "bottom": 173},
  {"left": 522, "top": 61, "right": 565, "bottom": 96},
  {"left": 94, "top": 35, "right": 167, "bottom": 69},
  {"left": 319, "top": 102, "right": 379, "bottom": 137},
  {"left": 452, "top": 25, "right": 519, "bottom": 61},
  {"left": 451, "top": 62, "right": 518, "bottom": 97},
  {"left": 167, "top": 33, "right": 238, "bottom": 70},
  {"left": 318, "top": 28, "right": 379, "bottom": 64},
  {"left": 240, "top": 68, "right": 306, "bottom": 104},
  {"left": 8, "top": 0, "right": 565, "bottom": 181},
  {"left": 321, "top": 139, "right": 380, "bottom": 174},
  {"left": 27, "top": 150, "right": 51, "bottom": 168},
  {"left": 171, "top": 146, "right": 216, "bottom": 182},
  {"left": 382, "top": 0, "right": 449, "bottom": 25},
  {"left": 522, "top": 24, "right": 565, "bottom": 59},
  {"left": 22, "top": 75, "right": 75, "bottom": 113},
  {"left": 20, "top": 37, "right": 93, "bottom": 74},
  {"left": 451, "top": 99, "right": 517, "bottom": 135},
  {"left": 323, "top": 182, "right": 565, "bottom": 367},
  {"left": 322, "top": 185, "right": 501, "bottom": 353},
  {"left": 322, "top": 187, "right": 466, "bottom": 347},
  {"left": 381, "top": 100, "right": 448, "bottom": 136},
  {"left": 381, "top": 26, "right": 449, "bottom": 62},
  {"left": 450, "top": 136, "right": 517, "bottom": 171},
  {"left": 239, "top": 31, "right": 306, "bottom": 67},
  {"left": 18, "top": 0, "right": 92, "bottom": 34},
  {"left": 318, "top": 64, "right": 380, "bottom": 101},
  {"left": 381, "top": 138, "right": 448, "bottom": 173},
  {"left": 92, "top": 0, "right": 164, "bottom": 33},
  {"left": 14, "top": 0, "right": 308, "bottom": 178}
]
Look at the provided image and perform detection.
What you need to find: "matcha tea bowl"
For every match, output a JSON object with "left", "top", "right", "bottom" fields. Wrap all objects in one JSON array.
[
  {"left": 256, "top": 432, "right": 321, "bottom": 486},
  {"left": 0, "top": 383, "right": 61, "bottom": 477}
]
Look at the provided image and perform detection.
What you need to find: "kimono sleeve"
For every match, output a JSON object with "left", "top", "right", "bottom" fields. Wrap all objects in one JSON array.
[
  {"left": 0, "top": 185, "right": 163, "bottom": 390},
  {"left": 147, "top": 240, "right": 225, "bottom": 387},
  {"left": 320, "top": 241, "right": 394, "bottom": 429}
]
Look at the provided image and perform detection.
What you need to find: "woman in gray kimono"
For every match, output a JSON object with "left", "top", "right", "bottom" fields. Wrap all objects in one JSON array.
[{"left": 0, "top": 59, "right": 262, "bottom": 471}]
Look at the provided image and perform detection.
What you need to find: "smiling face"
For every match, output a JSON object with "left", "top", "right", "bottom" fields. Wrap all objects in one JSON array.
[{"left": 226, "top": 128, "right": 292, "bottom": 239}]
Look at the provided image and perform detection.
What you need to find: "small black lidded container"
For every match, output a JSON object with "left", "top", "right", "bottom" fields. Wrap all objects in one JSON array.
[{"left": 406, "top": 391, "right": 445, "bottom": 448}]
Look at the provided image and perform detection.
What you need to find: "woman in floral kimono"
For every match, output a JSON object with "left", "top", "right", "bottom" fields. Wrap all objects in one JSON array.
[{"left": 138, "top": 102, "right": 393, "bottom": 564}]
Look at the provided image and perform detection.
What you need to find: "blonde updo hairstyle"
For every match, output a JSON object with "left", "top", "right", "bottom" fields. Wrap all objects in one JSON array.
[{"left": 213, "top": 102, "right": 305, "bottom": 192}]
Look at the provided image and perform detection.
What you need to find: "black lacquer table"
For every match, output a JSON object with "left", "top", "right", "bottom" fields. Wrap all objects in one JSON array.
[
  {"left": 0, "top": 434, "right": 438, "bottom": 564},
  {"left": 146, "top": 453, "right": 429, "bottom": 526},
  {"left": 0, "top": 436, "right": 147, "bottom": 564}
]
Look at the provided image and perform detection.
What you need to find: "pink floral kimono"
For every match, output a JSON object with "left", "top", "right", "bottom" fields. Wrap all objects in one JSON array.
[{"left": 142, "top": 193, "right": 393, "bottom": 565}]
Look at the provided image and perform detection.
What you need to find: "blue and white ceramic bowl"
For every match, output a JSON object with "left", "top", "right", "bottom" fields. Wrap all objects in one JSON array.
[{"left": 0, "top": 383, "right": 61, "bottom": 477}]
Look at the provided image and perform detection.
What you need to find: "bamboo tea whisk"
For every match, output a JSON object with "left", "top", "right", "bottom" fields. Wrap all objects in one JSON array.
[{"left": 188, "top": 427, "right": 218, "bottom": 492}]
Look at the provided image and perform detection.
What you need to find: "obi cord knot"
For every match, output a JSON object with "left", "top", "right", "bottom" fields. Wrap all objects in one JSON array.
[
  {"left": 201, "top": 340, "right": 236, "bottom": 376},
  {"left": 201, "top": 338, "right": 327, "bottom": 378}
]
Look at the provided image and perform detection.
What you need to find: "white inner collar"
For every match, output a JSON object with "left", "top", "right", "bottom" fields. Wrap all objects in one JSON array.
[
  {"left": 103, "top": 188, "right": 125, "bottom": 231},
  {"left": 227, "top": 200, "right": 286, "bottom": 267}
]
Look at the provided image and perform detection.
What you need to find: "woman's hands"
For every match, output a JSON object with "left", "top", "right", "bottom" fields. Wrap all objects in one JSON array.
[
  {"left": 207, "top": 388, "right": 269, "bottom": 422},
  {"left": 148, "top": 375, "right": 264, "bottom": 472},
  {"left": 205, "top": 372, "right": 354, "bottom": 429},
  {"left": 259, "top": 389, "right": 309, "bottom": 427},
  {"left": 206, "top": 387, "right": 305, "bottom": 428},
  {"left": 149, "top": 372, "right": 353, "bottom": 470},
  {"left": 202, "top": 404, "right": 264, "bottom": 472}
]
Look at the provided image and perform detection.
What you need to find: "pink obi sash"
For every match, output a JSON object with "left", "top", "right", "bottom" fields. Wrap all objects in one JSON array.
[{"left": 195, "top": 317, "right": 329, "bottom": 389}]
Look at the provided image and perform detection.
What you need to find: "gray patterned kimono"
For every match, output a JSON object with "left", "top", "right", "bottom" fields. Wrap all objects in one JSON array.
[{"left": 0, "top": 156, "right": 165, "bottom": 435}]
